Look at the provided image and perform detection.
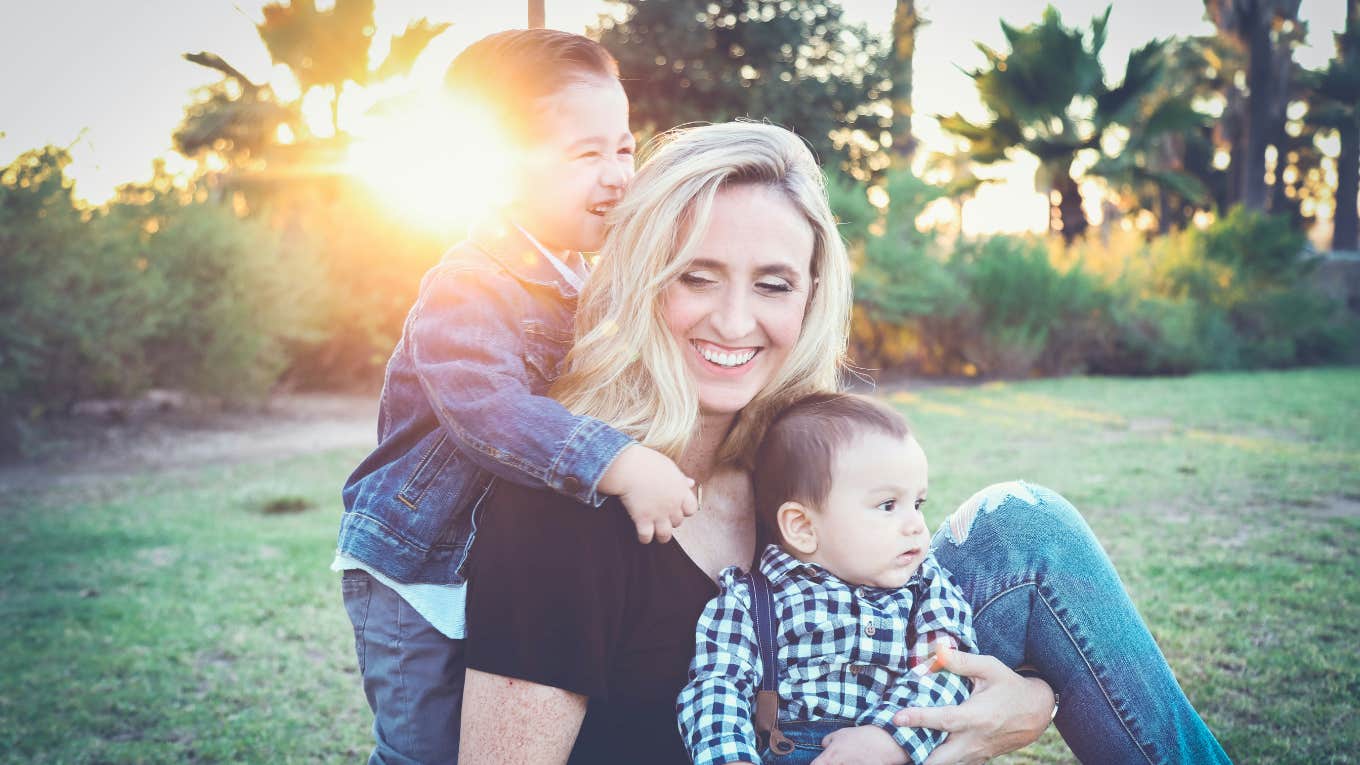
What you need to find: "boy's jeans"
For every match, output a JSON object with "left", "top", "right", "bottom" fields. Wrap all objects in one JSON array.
[
  {"left": 342, "top": 570, "right": 464, "bottom": 765},
  {"left": 931, "top": 482, "right": 1233, "bottom": 764}
]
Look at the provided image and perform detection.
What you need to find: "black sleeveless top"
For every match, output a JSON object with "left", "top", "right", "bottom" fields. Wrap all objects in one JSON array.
[{"left": 464, "top": 479, "right": 719, "bottom": 763}]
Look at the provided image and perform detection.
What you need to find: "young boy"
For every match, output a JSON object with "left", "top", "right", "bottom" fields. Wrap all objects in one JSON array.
[
  {"left": 334, "top": 29, "right": 697, "bottom": 764},
  {"left": 678, "top": 393, "right": 976, "bottom": 765}
]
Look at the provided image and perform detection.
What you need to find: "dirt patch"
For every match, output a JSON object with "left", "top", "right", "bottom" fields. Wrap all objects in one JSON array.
[{"left": 0, "top": 393, "right": 378, "bottom": 497}]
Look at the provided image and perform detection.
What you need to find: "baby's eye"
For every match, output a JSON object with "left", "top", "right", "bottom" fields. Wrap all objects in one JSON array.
[
  {"left": 876, "top": 498, "right": 897, "bottom": 513},
  {"left": 914, "top": 498, "right": 927, "bottom": 511},
  {"left": 576, "top": 150, "right": 602, "bottom": 160},
  {"left": 618, "top": 146, "right": 635, "bottom": 156}
]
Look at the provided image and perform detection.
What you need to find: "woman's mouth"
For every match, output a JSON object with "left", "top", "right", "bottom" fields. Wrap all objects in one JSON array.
[
  {"left": 588, "top": 201, "right": 618, "bottom": 217},
  {"left": 692, "top": 340, "right": 760, "bottom": 369}
]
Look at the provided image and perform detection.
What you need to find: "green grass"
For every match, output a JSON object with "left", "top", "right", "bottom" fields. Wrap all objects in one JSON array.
[{"left": 2, "top": 368, "right": 1357, "bottom": 763}]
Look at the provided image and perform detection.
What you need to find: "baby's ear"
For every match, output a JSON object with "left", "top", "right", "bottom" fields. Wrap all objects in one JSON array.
[{"left": 777, "top": 501, "right": 818, "bottom": 555}]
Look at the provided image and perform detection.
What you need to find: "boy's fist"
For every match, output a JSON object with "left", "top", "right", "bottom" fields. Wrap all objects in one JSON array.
[{"left": 599, "top": 444, "right": 700, "bottom": 543}]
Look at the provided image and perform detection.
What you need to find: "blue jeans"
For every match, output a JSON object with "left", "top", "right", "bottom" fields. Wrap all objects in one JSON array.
[
  {"left": 342, "top": 570, "right": 465, "bottom": 765},
  {"left": 759, "top": 720, "right": 854, "bottom": 765},
  {"left": 931, "top": 482, "right": 1232, "bottom": 764}
]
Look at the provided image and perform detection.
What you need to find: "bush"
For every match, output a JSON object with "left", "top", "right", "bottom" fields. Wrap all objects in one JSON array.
[{"left": 0, "top": 147, "right": 325, "bottom": 452}]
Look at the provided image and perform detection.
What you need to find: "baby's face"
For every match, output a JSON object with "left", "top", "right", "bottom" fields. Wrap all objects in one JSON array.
[{"left": 806, "top": 432, "right": 931, "bottom": 589}]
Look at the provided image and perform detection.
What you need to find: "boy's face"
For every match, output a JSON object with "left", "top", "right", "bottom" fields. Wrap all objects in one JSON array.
[
  {"left": 803, "top": 431, "right": 931, "bottom": 589},
  {"left": 509, "top": 77, "right": 635, "bottom": 253}
]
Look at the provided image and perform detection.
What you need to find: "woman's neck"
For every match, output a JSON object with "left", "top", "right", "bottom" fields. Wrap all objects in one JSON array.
[{"left": 677, "top": 412, "right": 736, "bottom": 484}]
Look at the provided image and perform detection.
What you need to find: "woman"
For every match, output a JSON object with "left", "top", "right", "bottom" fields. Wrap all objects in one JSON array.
[{"left": 458, "top": 123, "right": 1230, "bottom": 764}]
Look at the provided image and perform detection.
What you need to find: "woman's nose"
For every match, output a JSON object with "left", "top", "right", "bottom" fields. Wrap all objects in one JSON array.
[{"left": 710, "top": 286, "right": 756, "bottom": 340}]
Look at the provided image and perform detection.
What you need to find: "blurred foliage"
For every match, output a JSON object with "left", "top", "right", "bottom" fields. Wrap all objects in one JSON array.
[
  {"left": 0, "top": 148, "right": 326, "bottom": 454},
  {"left": 596, "top": 0, "right": 891, "bottom": 179},
  {"left": 832, "top": 168, "right": 1358, "bottom": 378},
  {"left": 941, "top": 6, "right": 1208, "bottom": 242}
]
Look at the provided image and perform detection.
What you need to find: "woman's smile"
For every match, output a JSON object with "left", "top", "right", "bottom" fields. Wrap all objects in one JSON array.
[{"left": 691, "top": 340, "right": 761, "bottom": 370}]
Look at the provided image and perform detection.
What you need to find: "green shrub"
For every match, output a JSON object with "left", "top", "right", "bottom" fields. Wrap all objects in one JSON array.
[{"left": 0, "top": 147, "right": 325, "bottom": 453}]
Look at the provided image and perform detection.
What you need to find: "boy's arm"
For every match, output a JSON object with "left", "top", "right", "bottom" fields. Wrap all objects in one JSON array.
[
  {"left": 860, "top": 560, "right": 977, "bottom": 763},
  {"left": 408, "top": 264, "right": 632, "bottom": 506},
  {"left": 676, "top": 575, "right": 764, "bottom": 765}
]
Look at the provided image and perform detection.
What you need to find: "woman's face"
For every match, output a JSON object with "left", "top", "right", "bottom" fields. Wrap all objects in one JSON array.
[{"left": 662, "top": 184, "right": 815, "bottom": 417}]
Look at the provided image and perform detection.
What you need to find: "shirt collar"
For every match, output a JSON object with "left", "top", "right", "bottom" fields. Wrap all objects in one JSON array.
[
  {"left": 757, "top": 543, "right": 927, "bottom": 592},
  {"left": 467, "top": 217, "right": 584, "bottom": 297}
]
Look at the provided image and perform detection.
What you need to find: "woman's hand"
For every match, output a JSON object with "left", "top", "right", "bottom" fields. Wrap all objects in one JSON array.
[{"left": 891, "top": 651, "right": 1054, "bottom": 765}]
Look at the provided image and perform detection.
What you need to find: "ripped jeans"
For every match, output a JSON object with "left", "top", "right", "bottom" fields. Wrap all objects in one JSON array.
[{"left": 930, "top": 482, "right": 1233, "bottom": 764}]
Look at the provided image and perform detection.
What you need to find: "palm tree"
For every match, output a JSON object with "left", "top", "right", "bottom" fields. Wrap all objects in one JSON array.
[
  {"left": 1204, "top": 0, "right": 1304, "bottom": 211},
  {"left": 1302, "top": 1, "right": 1360, "bottom": 249},
  {"left": 940, "top": 6, "right": 1205, "bottom": 242}
]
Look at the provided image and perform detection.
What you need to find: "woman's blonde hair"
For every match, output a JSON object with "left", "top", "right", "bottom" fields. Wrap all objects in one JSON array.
[{"left": 551, "top": 122, "right": 852, "bottom": 466}]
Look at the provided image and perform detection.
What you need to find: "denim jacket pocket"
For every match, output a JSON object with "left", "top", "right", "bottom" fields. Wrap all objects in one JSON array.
[
  {"left": 521, "top": 319, "right": 572, "bottom": 387},
  {"left": 396, "top": 433, "right": 459, "bottom": 510}
]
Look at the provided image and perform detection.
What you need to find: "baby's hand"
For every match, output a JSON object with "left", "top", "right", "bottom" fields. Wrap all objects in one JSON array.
[
  {"left": 810, "top": 725, "right": 908, "bottom": 765},
  {"left": 598, "top": 444, "right": 699, "bottom": 543}
]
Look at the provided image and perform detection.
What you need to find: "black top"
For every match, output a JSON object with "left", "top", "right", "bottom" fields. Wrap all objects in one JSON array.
[{"left": 465, "top": 479, "right": 719, "bottom": 764}]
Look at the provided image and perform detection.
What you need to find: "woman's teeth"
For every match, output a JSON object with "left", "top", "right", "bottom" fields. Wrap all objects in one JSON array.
[{"left": 699, "top": 346, "right": 757, "bottom": 368}]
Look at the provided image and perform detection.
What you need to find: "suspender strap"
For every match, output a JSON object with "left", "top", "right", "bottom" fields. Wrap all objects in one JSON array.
[{"left": 746, "top": 571, "right": 795, "bottom": 755}]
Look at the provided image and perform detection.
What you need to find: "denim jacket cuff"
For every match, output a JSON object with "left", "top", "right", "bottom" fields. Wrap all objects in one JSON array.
[{"left": 546, "top": 417, "right": 634, "bottom": 507}]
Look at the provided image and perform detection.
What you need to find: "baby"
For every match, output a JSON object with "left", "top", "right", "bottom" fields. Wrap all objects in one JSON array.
[{"left": 678, "top": 392, "right": 976, "bottom": 765}]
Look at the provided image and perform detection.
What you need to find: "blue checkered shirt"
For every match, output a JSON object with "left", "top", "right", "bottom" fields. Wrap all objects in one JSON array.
[{"left": 677, "top": 544, "right": 976, "bottom": 765}]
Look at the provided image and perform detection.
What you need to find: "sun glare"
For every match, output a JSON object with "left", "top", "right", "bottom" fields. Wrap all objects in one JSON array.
[{"left": 344, "top": 95, "right": 514, "bottom": 233}]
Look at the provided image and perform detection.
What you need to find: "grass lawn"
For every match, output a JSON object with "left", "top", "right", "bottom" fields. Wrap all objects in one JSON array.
[{"left": 2, "top": 368, "right": 1356, "bottom": 763}]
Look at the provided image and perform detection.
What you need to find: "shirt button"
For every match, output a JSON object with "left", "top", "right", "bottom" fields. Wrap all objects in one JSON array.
[
  {"left": 848, "top": 664, "right": 861, "bottom": 675},
  {"left": 864, "top": 623, "right": 877, "bottom": 637}
]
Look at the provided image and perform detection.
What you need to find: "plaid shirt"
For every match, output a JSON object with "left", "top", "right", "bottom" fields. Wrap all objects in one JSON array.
[{"left": 677, "top": 544, "right": 976, "bottom": 765}]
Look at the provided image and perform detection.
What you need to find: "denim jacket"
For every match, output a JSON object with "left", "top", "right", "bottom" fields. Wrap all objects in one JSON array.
[{"left": 337, "top": 221, "right": 634, "bottom": 585}]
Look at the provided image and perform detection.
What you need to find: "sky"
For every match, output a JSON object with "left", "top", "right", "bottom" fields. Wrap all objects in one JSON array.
[{"left": 0, "top": 1, "right": 1348, "bottom": 233}]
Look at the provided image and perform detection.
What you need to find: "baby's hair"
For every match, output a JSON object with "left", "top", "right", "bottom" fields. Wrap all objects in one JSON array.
[
  {"left": 753, "top": 393, "right": 911, "bottom": 548},
  {"left": 443, "top": 28, "right": 619, "bottom": 142}
]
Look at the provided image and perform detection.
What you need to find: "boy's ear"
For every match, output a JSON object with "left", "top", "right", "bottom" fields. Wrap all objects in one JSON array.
[{"left": 777, "top": 501, "right": 817, "bottom": 555}]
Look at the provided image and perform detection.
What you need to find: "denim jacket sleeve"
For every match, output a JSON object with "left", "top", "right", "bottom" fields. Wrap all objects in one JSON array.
[{"left": 406, "top": 262, "right": 634, "bottom": 507}]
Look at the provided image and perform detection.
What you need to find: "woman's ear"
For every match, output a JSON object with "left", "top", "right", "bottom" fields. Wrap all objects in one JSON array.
[{"left": 777, "top": 501, "right": 818, "bottom": 555}]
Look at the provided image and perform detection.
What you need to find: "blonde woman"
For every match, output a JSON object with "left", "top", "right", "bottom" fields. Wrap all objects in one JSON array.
[{"left": 458, "top": 123, "right": 1229, "bottom": 765}]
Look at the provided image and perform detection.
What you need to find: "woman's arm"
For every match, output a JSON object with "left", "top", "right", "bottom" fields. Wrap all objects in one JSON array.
[
  {"left": 891, "top": 646, "right": 1055, "bottom": 765},
  {"left": 459, "top": 668, "right": 588, "bottom": 765}
]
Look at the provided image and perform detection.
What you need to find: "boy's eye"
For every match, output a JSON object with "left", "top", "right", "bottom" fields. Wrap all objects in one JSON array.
[
  {"left": 876, "top": 498, "right": 897, "bottom": 513},
  {"left": 915, "top": 498, "right": 926, "bottom": 511}
]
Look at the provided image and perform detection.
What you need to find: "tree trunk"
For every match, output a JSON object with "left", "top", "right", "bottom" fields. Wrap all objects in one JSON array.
[
  {"left": 1335, "top": 0, "right": 1360, "bottom": 250},
  {"left": 1055, "top": 171, "right": 1088, "bottom": 243},
  {"left": 889, "top": 0, "right": 921, "bottom": 168},
  {"left": 529, "top": 0, "right": 545, "bottom": 29},
  {"left": 1242, "top": 3, "right": 1273, "bottom": 211}
]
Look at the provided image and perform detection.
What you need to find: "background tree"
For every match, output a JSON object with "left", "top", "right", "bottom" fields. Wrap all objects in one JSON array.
[
  {"left": 1204, "top": 0, "right": 1304, "bottom": 211},
  {"left": 1302, "top": 0, "right": 1360, "bottom": 249},
  {"left": 596, "top": 0, "right": 890, "bottom": 178},
  {"left": 940, "top": 6, "right": 1205, "bottom": 242},
  {"left": 888, "top": 0, "right": 923, "bottom": 168}
]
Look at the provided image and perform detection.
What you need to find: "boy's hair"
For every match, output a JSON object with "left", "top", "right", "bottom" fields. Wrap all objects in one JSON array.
[
  {"left": 551, "top": 122, "right": 853, "bottom": 467},
  {"left": 443, "top": 29, "right": 619, "bottom": 142},
  {"left": 752, "top": 393, "right": 910, "bottom": 547}
]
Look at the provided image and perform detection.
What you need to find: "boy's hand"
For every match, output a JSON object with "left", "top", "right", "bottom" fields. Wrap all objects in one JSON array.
[
  {"left": 598, "top": 444, "right": 699, "bottom": 544},
  {"left": 810, "top": 725, "right": 909, "bottom": 765}
]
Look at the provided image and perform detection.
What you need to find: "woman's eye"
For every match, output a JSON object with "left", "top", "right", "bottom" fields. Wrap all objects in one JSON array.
[
  {"left": 756, "top": 279, "right": 794, "bottom": 294},
  {"left": 577, "top": 150, "right": 602, "bottom": 160},
  {"left": 876, "top": 499, "right": 897, "bottom": 513},
  {"left": 618, "top": 146, "right": 635, "bottom": 157},
  {"left": 679, "top": 272, "right": 717, "bottom": 288}
]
